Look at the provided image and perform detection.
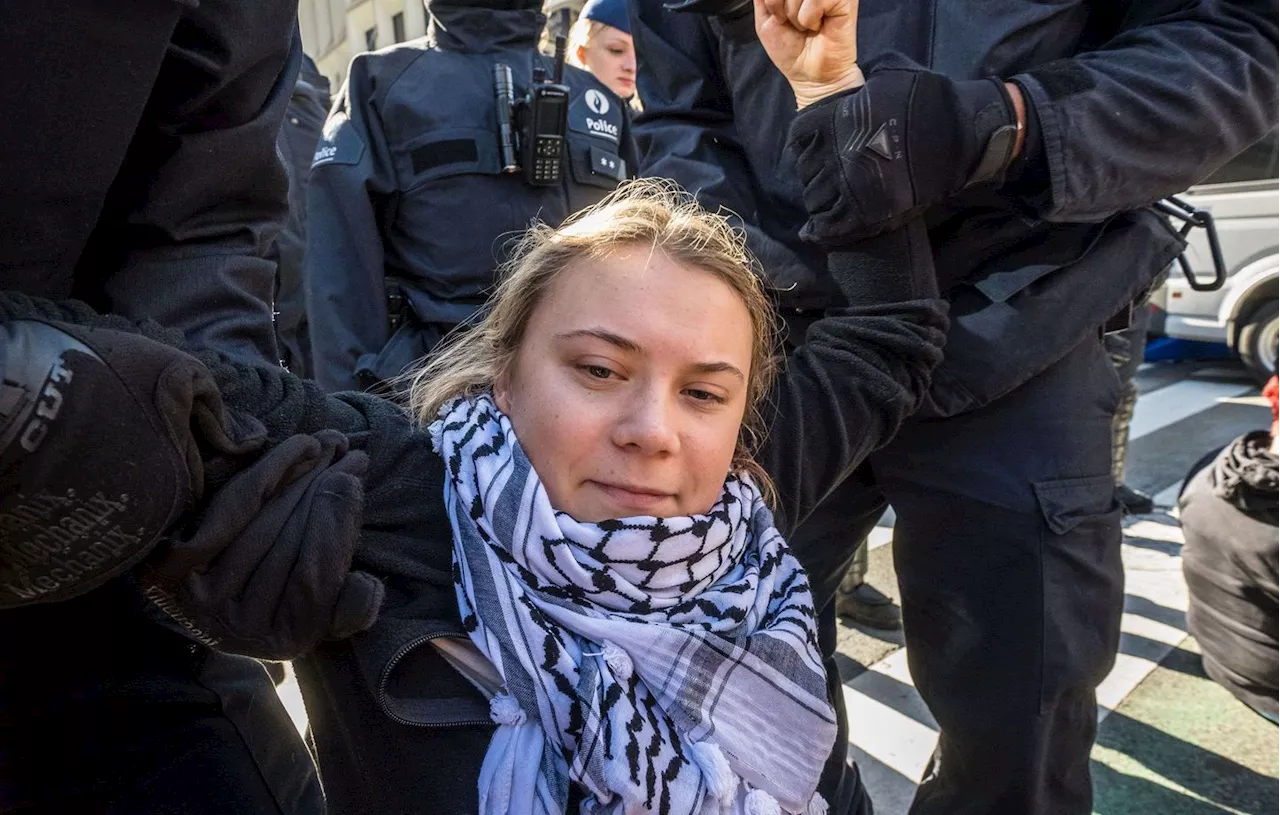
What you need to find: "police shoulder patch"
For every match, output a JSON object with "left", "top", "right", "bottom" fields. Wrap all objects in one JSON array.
[
  {"left": 312, "top": 111, "right": 366, "bottom": 168},
  {"left": 568, "top": 87, "right": 623, "bottom": 146}
]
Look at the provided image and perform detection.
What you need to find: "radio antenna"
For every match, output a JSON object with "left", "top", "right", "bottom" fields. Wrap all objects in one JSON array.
[{"left": 552, "top": 34, "right": 567, "bottom": 84}]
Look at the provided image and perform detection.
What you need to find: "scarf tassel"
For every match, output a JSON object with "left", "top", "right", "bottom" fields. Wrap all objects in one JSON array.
[
  {"left": 745, "top": 788, "right": 782, "bottom": 815},
  {"left": 689, "top": 740, "right": 737, "bottom": 805},
  {"left": 600, "top": 640, "right": 634, "bottom": 681},
  {"left": 490, "top": 692, "right": 527, "bottom": 726}
]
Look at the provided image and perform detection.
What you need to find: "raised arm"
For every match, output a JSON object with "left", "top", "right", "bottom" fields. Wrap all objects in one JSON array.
[{"left": 748, "top": 0, "right": 947, "bottom": 532}]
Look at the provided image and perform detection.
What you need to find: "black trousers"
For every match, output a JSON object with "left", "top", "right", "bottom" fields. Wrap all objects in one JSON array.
[
  {"left": 0, "top": 583, "right": 324, "bottom": 814},
  {"left": 791, "top": 335, "right": 1126, "bottom": 815}
]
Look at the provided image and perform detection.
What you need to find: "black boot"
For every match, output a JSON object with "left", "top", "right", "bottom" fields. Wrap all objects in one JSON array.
[
  {"left": 836, "top": 581, "right": 903, "bottom": 631},
  {"left": 1116, "top": 483, "right": 1155, "bottom": 515}
]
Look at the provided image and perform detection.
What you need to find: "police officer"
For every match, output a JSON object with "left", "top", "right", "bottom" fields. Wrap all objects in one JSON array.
[
  {"left": 630, "top": 0, "right": 1278, "bottom": 812},
  {"left": 273, "top": 53, "right": 332, "bottom": 379},
  {"left": 305, "top": 0, "right": 635, "bottom": 393},
  {"left": 0, "top": 3, "right": 327, "bottom": 811}
]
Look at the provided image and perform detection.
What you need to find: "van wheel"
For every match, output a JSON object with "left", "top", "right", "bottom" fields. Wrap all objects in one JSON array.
[{"left": 1238, "top": 299, "right": 1278, "bottom": 385}]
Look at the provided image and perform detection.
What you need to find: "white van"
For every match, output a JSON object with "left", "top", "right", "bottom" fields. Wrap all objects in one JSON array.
[{"left": 1150, "top": 130, "right": 1278, "bottom": 384}]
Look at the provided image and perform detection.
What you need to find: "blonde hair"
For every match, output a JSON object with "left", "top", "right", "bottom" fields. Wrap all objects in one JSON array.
[
  {"left": 406, "top": 179, "right": 781, "bottom": 501},
  {"left": 566, "top": 17, "right": 607, "bottom": 68}
]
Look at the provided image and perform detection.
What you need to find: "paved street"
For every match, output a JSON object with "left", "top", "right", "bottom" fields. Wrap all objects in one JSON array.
[{"left": 838, "top": 358, "right": 1279, "bottom": 815}]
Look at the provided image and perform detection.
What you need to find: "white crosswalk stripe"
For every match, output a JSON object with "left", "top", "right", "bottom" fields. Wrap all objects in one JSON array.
[{"left": 1127, "top": 380, "right": 1254, "bottom": 441}]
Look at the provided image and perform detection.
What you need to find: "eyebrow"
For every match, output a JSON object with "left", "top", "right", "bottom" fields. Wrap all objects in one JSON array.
[
  {"left": 556, "top": 328, "right": 641, "bottom": 353},
  {"left": 555, "top": 328, "right": 746, "bottom": 381}
]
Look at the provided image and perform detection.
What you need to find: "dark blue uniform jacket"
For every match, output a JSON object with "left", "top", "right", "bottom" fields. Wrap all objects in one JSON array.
[
  {"left": 632, "top": 0, "right": 1278, "bottom": 416},
  {"left": 305, "top": 5, "right": 636, "bottom": 392},
  {"left": 272, "top": 54, "right": 331, "bottom": 378}
]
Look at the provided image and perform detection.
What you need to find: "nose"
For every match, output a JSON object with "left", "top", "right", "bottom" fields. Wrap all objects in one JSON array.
[
  {"left": 622, "top": 52, "right": 636, "bottom": 75},
  {"left": 612, "top": 388, "right": 679, "bottom": 456}
]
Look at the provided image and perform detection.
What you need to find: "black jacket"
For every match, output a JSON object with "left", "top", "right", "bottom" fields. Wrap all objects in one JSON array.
[
  {"left": 1180, "top": 432, "right": 1279, "bottom": 719},
  {"left": 1, "top": 0, "right": 299, "bottom": 364},
  {"left": 273, "top": 54, "right": 332, "bottom": 378},
  {"left": 0, "top": 1, "right": 308, "bottom": 810},
  {"left": 304, "top": 4, "right": 637, "bottom": 392},
  {"left": 631, "top": 0, "right": 1278, "bottom": 415}
]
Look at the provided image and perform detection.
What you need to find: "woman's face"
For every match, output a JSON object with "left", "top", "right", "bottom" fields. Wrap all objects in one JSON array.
[
  {"left": 497, "top": 246, "right": 753, "bottom": 522},
  {"left": 577, "top": 25, "right": 636, "bottom": 99}
]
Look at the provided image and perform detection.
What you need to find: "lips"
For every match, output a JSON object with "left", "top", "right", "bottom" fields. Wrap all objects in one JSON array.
[{"left": 590, "top": 480, "right": 674, "bottom": 511}]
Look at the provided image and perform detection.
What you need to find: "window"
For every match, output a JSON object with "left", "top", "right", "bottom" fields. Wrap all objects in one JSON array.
[
  {"left": 392, "top": 12, "right": 406, "bottom": 43},
  {"left": 1196, "top": 130, "right": 1279, "bottom": 186},
  {"left": 365, "top": 27, "right": 377, "bottom": 51}
]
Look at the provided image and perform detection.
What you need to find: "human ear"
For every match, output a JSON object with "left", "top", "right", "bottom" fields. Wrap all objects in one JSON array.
[{"left": 494, "top": 368, "right": 513, "bottom": 413}]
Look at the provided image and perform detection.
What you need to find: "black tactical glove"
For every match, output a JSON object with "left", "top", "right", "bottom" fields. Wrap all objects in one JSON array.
[
  {"left": 790, "top": 61, "right": 1022, "bottom": 243},
  {"left": 140, "top": 430, "right": 384, "bottom": 660},
  {"left": 0, "top": 319, "right": 264, "bottom": 608}
]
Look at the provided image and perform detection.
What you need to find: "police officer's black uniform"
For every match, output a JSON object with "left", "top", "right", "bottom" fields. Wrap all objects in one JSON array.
[
  {"left": 273, "top": 54, "right": 332, "bottom": 380},
  {"left": 305, "top": 0, "right": 635, "bottom": 393},
  {"left": 630, "top": 1, "right": 1278, "bottom": 812},
  {"left": 0, "top": 2, "right": 324, "bottom": 811}
]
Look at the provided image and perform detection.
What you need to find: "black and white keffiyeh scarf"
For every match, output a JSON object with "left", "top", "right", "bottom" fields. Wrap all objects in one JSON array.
[{"left": 429, "top": 395, "right": 837, "bottom": 815}]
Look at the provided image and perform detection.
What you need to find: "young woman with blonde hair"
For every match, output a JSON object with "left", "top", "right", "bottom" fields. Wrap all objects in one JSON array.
[
  {"left": 131, "top": 2, "right": 945, "bottom": 812},
  {"left": 281, "top": 166, "right": 943, "bottom": 812}
]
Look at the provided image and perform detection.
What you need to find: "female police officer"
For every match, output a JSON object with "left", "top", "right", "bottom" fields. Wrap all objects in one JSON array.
[{"left": 305, "top": 0, "right": 635, "bottom": 393}]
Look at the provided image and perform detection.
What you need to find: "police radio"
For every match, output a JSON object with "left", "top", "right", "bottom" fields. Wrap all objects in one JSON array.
[{"left": 494, "top": 36, "right": 571, "bottom": 187}]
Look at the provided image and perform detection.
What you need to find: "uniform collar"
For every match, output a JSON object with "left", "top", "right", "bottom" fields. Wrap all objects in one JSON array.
[{"left": 428, "top": 6, "right": 545, "bottom": 52}]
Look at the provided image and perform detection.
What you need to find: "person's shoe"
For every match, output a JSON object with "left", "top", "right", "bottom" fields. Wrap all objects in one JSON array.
[
  {"left": 835, "top": 581, "right": 903, "bottom": 631},
  {"left": 1116, "top": 483, "right": 1155, "bottom": 515}
]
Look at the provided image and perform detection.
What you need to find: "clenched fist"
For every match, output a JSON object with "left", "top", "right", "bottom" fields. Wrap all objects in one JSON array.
[{"left": 754, "top": 0, "right": 863, "bottom": 108}]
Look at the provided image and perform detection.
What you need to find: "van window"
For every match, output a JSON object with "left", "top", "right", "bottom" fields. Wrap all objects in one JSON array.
[{"left": 1196, "top": 129, "right": 1279, "bottom": 186}]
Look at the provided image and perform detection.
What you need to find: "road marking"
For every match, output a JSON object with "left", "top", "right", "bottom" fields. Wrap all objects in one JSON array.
[
  {"left": 1128, "top": 379, "right": 1253, "bottom": 440},
  {"left": 843, "top": 649, "right": 937, "bottom": 782},
  {"left": 845, "top": 535, "right": 1193, "bottom": 787},
  {"left": 867, "top": 526, "right": 894, "bottom": 551}
]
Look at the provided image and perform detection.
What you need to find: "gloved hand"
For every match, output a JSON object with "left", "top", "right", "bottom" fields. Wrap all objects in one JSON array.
[
  {"left": 789, "top": 63, "right": 1023, "bottom": 242},
  {"left": 0, "top": 319, "right": 264, "bottom": 608},
  {"left": 139, "top": 429, "right": 385, "bottom": 660}
]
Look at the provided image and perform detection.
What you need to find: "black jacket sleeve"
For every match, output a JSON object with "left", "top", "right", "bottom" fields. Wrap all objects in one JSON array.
[
  {"left": 1017, "top": 0, "right": 1278, "bottom": 221},
  {"left": 272, "top": 60, "right": 331, "bottom": 378},
  {"left": 305, "top": 53, "right": 402, "bottom": 392},
  {"left": 758, "top": 232, "right": 947, "bottom": 535},
  {"left": 757, "top": 104, "right": 950, "bottom": 535},
  {"left": 92, "top": 1, "right": 301, "bottom": 365}
]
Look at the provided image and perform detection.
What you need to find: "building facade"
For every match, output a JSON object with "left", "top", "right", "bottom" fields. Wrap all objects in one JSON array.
[
  {"left": 298, "top": 0, "right": 429, "bottom": 89},
  {"left": 299, "top": 1, "right": 584, "bottom": 91}
]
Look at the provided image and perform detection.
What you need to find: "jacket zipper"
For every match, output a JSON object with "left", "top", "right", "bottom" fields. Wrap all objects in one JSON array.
[{"left": 377, "top": 629, "right": 494, "bottom": 729}]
